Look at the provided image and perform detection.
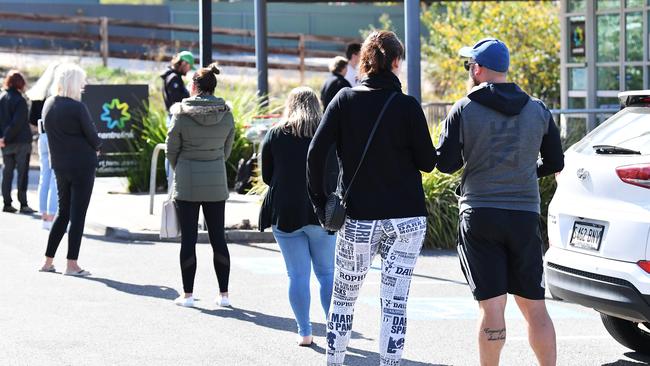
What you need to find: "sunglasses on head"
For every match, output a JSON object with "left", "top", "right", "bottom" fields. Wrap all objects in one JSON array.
[{"left": 464, "top": 60, "right": 479, "bottom": 71}]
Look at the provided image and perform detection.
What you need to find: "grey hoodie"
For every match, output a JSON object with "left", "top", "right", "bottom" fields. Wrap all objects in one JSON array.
[
  {"left": 436, "top": 83, "right": 564, "bottom": 214},
  {"left": 166, "top": 95, "right": 235, "bottom": 202}
]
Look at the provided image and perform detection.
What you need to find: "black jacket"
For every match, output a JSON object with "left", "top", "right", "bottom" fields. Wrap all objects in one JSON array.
[
  {"left": 161, "top": 68, "right": 189, "bottom": 112},
  {"left": 0, "top": 88, "right": 31, "bottom": 144},
  {"left": 260, "top": 126, "right": 337, "bottom": 233},
  {"left": 307, "top": 72, "right": 437, "bottom": 221},
  {"left": 320, "top": 72, "right": 351, "bottom": 111},
  {"left": 42, "top": 96, "right": 102, "bottom": 171}
]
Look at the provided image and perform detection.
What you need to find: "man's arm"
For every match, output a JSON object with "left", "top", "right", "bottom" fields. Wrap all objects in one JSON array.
[
  {"left": 436, "top": 100, "right": 466, "bottom": 174},
  {"left": 537, "top": 114, "right": 565, "bottom": 177}
]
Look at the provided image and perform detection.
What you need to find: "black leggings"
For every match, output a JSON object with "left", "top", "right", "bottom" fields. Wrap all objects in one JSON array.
[
  {"left": 45, "top": 168, "right": 95, "bottom": 260},
  {"left": 176, "top": 200, "right": 230, "bottom": 294}
]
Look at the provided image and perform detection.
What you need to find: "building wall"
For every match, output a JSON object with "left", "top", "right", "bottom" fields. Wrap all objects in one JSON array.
[
  {"left": 0, "top": 1, "right": 406, "bottom": 55},
  {"left": 561, "top": 0, "right": 649, "bottom": 113}
]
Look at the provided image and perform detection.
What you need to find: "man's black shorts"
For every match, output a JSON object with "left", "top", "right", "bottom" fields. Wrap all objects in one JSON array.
[{"left": 457, "top": 207, "right": 545, "bottom": 301}]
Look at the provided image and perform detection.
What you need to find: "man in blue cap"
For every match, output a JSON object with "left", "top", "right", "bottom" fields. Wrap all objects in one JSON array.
[{"left": 436, "top": 38, "right": 564, "bottom": 366}]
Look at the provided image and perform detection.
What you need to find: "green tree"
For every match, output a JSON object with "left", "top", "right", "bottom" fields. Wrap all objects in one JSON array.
[{"left": 421, "top": 1, "right": 560, "bottom": 106}]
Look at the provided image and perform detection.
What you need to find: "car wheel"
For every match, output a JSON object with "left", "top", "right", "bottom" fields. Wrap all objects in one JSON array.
[{"left": 601, "top": 314, "right": 650, "bottom": 354}]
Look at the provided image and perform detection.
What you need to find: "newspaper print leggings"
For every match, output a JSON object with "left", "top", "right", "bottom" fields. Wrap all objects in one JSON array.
[{"left": 326, "top": 216, "right": 427, "bottom": 366}]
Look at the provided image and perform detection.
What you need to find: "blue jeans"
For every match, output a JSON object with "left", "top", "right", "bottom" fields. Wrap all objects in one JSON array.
[
  {"left": 38, "top": 134, "right": 58, "bottom": 215},
  {"left": 273, "top": 225, "right": 336, "bottom": 337}
]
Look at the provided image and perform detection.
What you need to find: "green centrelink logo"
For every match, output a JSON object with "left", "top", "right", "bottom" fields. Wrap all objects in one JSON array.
[{"left": 101, "top": 98, "right": 131, "bottom": 130}]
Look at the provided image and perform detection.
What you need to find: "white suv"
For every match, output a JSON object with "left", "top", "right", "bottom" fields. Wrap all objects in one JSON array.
[{"left": 544, "top": 90, "right": 650, "bottom": 354}]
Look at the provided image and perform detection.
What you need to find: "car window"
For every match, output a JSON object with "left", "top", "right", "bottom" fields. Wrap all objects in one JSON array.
[{"left": 571, "top": 107, "right": 650, "bottom": 155}]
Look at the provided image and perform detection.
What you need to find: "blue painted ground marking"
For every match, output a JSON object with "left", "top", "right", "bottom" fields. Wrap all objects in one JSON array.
[{"left": 359, "top": 296, "right": 597, "bottom": 320}]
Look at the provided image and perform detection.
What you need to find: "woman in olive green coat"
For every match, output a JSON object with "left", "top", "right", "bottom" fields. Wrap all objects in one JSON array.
[{"left": 166, "top": 63, "right": 235, "bottom": 308}]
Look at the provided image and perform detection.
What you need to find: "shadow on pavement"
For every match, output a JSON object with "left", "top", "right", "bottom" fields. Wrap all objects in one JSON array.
[
  {"left": 196, "top": 306, "right": 371, "bottom": 341},
  {"left": 310, "top": 342, "right": 448, "bottom": 366},
  {"left": 78, "top": 276, "right": 179, "bottom": 300},
  {"left": 230, "top": 242, "right": 280, "bottom": 253},
  {"left": 196, "top": 306, "right": 447, "bottom": 365},
  {"left": 601, "top": 351, "right": 650, "bottom": 365}
]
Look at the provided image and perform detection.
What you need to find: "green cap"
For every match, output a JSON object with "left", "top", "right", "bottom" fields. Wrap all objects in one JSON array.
[{"left": 177, "top": 51, "right": 195, "bottom": 69}]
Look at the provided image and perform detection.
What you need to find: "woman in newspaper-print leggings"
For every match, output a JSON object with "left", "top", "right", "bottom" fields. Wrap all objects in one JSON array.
[{"left": 307, "top": 31, "right": 437, "bottom": 366}]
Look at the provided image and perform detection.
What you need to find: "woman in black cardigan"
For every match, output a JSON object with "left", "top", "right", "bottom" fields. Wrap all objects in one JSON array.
[
  {"left": 260, "top": 87, "right": 337, "bottom": 347},
  {"left": 307, "top": 31, "right": 436, "bottom": 365}
]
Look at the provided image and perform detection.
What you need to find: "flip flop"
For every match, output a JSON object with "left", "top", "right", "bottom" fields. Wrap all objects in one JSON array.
[
  {"left": 38, "top": 266, "right": 56, "bottom": 273},
  {"left": 64, "top": 269, "right": 91, "bottom": 277}
]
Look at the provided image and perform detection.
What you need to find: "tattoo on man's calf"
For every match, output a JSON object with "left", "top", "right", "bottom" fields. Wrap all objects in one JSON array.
[{"left": 483, "top": 328, "right": 506, "bottom": 341}]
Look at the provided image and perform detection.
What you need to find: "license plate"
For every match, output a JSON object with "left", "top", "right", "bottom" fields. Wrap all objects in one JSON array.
[{"left": 570, "top": 221, "right": 605, "bottom": 250}]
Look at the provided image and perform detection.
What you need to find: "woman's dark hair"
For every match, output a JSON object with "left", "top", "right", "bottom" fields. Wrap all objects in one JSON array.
[
  {"left": 358, "top": 31, "right": 405, "bottom": 77},
  {"left": 192, "top": 63, "right": 221, "bottom": 95},
  {"left": 3, "top": 70, "right": 26, "bottom": 91}
]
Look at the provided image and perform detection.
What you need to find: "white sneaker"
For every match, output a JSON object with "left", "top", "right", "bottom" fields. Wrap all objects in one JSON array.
[
  {"left": 217, "top": 295, "right": 231, "bottom": 307},
  {"left": 42, "top": 220, "right": 53, "bottom": 230},
  {"left": 174, "top": 296, "right": 194, "bottom": 307}
]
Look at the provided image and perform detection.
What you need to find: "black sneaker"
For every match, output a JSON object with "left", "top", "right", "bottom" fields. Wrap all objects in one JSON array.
[
  {"left": 2, "top": 205, "right": 17, "bottom": 213},
  {"left": 19, "top": 206, "right": 36, "bottom": 214}
]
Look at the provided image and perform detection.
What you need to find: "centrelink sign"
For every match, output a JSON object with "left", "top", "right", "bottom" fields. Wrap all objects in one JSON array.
[{"left": 82, "top": 84, "right": 148, "bottom": 177}]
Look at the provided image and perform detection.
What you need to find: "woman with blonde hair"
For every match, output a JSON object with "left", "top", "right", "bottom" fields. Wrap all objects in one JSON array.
[
  {"left": 260, "top": 86, "right": 337, "bottom": 346},
  {"left": 40, "top": 63, "right": 102, "bottom": 275},
  {"left": 26, "top": 63, "right": 62, "bottom": 229}
]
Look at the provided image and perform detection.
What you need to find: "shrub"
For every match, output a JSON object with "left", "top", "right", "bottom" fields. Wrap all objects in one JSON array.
[
  {"left": 422, "top": 170, "right": 460, "bottom": 249},
  {"left": 126, "top": 103, "right": 168, "bottom": 193}
]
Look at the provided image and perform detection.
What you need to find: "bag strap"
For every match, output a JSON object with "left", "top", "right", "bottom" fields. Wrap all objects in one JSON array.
[
  {"left": 167, "top": 169, "right": 175, "bottom": 200},
  {"left": 342, "top": 91, "right": 397, "bottom": 203}
]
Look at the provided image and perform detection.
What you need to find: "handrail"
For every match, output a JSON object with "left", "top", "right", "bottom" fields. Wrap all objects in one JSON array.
[{"left": 149, "top": 143, "right": 166, "bottom": 215}]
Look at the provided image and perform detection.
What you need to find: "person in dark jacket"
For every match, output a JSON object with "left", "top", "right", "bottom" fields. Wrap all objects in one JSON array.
[
  {"left": 260, "top": 86, "right": 337, "bottom": 347},
  {"left": 40, "top": 64, "right": 102, "bottom": 276},
  {"left": 437, "top": 38, "right": 563, "bottom": 366},
  {"left": 166, "top": 64, "right": 235, "bottom": 308},
  {"left": 307, "top": 31, "right": 436, "bottom": 366},
  {"left": 320, "top": 56, "right": 351, "bottom": 111},
  {"left": 0, "top": 70, "right": 35, "bottom": 214},
  {"left": 160, "top": 51, "right": 194, "bottom": 113}
]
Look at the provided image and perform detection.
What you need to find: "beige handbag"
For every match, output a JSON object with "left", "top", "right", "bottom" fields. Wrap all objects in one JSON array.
[{"left": 160, "top": 171, "right": 181, "bottom": 239}]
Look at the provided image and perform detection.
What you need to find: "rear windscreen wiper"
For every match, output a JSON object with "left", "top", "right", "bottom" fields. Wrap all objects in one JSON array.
[{"left": 593, "top": 144, "right": 642, "bottom": 155}]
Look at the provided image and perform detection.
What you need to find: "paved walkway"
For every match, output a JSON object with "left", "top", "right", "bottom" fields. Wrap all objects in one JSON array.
[{"left": 7, "top": 168, "right": 272, "bottom": 243}]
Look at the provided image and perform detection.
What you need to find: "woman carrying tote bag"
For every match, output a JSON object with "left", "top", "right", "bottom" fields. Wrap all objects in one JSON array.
[
  {"left": 166, "top": 63, "right": 235, "bottom": 308},
  {"left": 307, "top": 31, "right": 437, "bottom": 365}
]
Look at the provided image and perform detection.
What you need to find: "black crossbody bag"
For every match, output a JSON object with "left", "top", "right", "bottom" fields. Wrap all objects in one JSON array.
[{"left": 323, "top": 91, "right": 397, "bottom": 231}]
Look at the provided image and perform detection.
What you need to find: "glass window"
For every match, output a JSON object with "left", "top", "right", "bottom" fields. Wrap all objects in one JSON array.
[
  {"left": 598, "top": 0, "right": 621, "bottom": 9},
  {"left": 626, "top": 0, "right": 644, "bottom": 7},
  {"left": 569, "top": 16, "right": 586, "bottom": 63},
  {"left": 597, "top": 14, "right": 620, "bottom": 62},
  {"left": 626, "top": 13, "right": 643, "bottom": 61},
  {"left": 569, "top": 97, "right": 586, "bottom": 109},
  {"left": 568, "top": 0, "right": 586, "bottom": 12},
  {"left": 572, "top": 107, "right": 650, "bottom": 155},
  {"left": 569, "top": 68, "right": 587, "bottom": 90},
  {"left": 598, "top": 97, "right": 621, "bottom": 108},
  {"left": 598, "top": 67, "right": 620, "bottom": 90},
  {"left": 626, "top": 66, "right": 643, "bottom": 89}
]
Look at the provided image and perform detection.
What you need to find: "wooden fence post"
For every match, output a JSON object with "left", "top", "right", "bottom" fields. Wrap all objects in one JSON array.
[
  {"left": 298, "top": 34, "right": 305, "bottom": 84},
  {"left": 99, "top": 17, "right": 109, "bottom": 67}
]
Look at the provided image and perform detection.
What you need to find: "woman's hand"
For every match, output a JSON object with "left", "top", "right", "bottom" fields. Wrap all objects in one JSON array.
[{"left": 0, "top": 138, "right": 5, "bottom": 148}]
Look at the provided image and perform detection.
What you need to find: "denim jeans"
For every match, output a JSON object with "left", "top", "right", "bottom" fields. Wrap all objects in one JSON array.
[
  {"left": 38, "top": 134, "right": 58, "bottom": 215},
  {"left": 273, "top": 225, "right": 336, "bottom": 337}
]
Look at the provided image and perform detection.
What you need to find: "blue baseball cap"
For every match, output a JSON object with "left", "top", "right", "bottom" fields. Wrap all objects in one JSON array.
[{"left": 459, "top": 38, "right": 509, "bottom": 73}]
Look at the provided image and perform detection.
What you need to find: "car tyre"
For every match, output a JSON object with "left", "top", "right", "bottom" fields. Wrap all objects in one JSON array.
[{"left": 600, "top": 314, "right": 650, "bottom": 354}]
